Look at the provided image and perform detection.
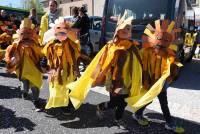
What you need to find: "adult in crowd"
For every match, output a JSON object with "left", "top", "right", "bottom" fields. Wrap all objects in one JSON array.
[
  {"left": 39, "top": 0, "right": 60, "bottom": 44},
  {"left": 71, "top": 6, "right": 79, "bottom": 23},
  {"left": 9, "top": 14, "right": 21, "bottom": 30},
  {"left": 0, "top": 10, "right": 8, "bottom": 21},
  {"left": 29, "top": 8, "right": 39, "bottom": 26},
  {"left": 72, "top": 6, "right": 91, "bottom": 69},
  {"left": 72, "top": 6, "right": 90, "bottom": 38}
]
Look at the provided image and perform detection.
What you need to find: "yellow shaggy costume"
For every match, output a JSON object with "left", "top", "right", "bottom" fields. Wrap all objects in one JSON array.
[
  {"left": 5, "top": 18, "right": 43, "bottom": 89},
  {"left": 43, "top": 17, "right": 81, "bottom": 109},
  {"left": 126, "top": 20, "right": 183, "bottom": 112}
]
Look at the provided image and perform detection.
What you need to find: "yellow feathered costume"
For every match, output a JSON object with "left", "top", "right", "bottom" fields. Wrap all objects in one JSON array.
[
  {"left": 0, "top": 20, "right": 13, "bottom": 61},
  {"left": 68, "top": 19, "right": 183, "bottom": 113},
  {"left": 43, "top": 38, "right": 80, "bottom": 109},
  {"left": 42, "top": 17, "right": 81, "bottom": 109},
  {"left": 5, "top": 18, "right": 43, "bottom": 89},
  {"left": 125, "top": 20, "right": 183, "bottom": 112},
  {"left": 0, "top": 32, "right": 12, "bottom": 61},
  {"left": 67, "top": 40, "right": 143, "bottom": 110}
]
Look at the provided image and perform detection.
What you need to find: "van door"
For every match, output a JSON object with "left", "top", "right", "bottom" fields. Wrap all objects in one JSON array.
[{"left": 89, "top": 17, "right": 102, "bottom": 52}]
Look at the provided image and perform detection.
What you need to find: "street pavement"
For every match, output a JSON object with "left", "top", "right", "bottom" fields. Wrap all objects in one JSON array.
[{"left": 0, "top": 59, "right": 200, "bottom": 134}]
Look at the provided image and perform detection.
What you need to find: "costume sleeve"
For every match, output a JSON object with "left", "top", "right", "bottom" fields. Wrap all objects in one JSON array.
[
  {"left": 39, "top": 14, "right": 48, "bottom": 44},
  {"left": 5, "top": 44, "right": 15, "bottom": 63}
]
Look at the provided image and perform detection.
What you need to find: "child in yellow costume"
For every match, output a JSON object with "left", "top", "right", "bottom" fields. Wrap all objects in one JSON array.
[
  {"left": 131, "top": 20, "right": 184, "bottom": 133},
  {"left": 5, "top": 18, "right": 44, "bottom": 111},
  {"left": 42, "top": 17, "right": 81, "bottom": 114},
  {"left": 67, "top": 11, "right": 143, "bottom": 129},
  {"left": 0, "top": 20, "right": 12, "bottom": 61}
]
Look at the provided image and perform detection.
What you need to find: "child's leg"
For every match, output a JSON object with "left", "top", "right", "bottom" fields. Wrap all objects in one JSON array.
[
  {"left": 113, "top": 94, "right": 129, "bottom": 129},
  {"left": 31, "top": 86, "right": 42, "bottom": 110},
  {"left": 115, "top": 94, "right": 128, "bottom": 120},
  {"left": 158, "top": 83, "right": 185, "bottom": 133},
  {"left": 98, "top": 93, "right": 118, "bottom": 111},
  {"left": 31, "top": 86, "right": 40, "bottom": 101},
  {"left": 96, "top": 93, "right": 118, "bottom": 119},
  {"left": 158, "top": 83, "right": 172, "bottom": 124},
  {"left": 61, "top": 98, "right": 74, "bottom": 115},
  {"left": 21, "top": 79, "right": 30, "bottom": 99}
]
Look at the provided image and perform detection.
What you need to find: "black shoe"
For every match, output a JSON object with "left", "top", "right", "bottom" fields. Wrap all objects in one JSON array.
[
  {"left": 22, "top": 92, "right": 29, "bottom": 100},
  {"left": 61, "top": 107, "right": 72, "bottom": 116},
  {"left": 33, "top": 100, "right": 43, "bottom": 112}
]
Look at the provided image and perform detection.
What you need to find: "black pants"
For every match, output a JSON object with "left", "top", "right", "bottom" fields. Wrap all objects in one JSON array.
[
  {"left": 98, "top": 94, "right": 128, "bottom": 120},
  {"left": 135, "top": 89, "right": 172, "bottom": 124},
  {"left": 61, "top": 90, "right": 74, "bottom": 112}
]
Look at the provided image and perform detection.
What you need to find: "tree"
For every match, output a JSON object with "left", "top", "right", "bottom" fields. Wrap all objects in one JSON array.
[{"left": 22, "top": 0, "right": 44, "bottom": 13}]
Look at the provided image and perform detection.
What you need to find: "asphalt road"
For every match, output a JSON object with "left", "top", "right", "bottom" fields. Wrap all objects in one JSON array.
[{"left": 0, "top": 60, "right": 200, "bottom": 134}]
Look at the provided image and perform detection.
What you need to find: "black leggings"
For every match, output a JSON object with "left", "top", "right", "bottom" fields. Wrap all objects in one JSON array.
[
  {"left": 98, "top": 94, "right": 128, "bottom": 120},
  {"left": 135, "top": 89, "right": 172, "bottom": 123}
]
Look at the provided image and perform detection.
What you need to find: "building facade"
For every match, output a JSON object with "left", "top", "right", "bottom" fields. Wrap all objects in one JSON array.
[
  {"left": 190, "top": 0, "right": 200, "bottom": 20},
  {"left": 40, "top": 0, "right": 105, "bottom": 16}
]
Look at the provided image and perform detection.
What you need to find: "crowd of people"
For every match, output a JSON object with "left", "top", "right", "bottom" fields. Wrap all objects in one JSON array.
[{"left": 0, "top": 0, "right": 188, "bottom": 133}]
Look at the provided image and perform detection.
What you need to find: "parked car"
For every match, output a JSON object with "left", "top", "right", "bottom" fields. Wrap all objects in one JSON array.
[
  {"left": 64, "top": 16, "right": 73, "bottom": 22},
  {"left": 89, "top": 16, "right": 102, "bottom": 53}
]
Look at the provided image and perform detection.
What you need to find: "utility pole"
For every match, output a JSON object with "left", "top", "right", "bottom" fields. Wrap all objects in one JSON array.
[{"left": 92, "top": 0, "right": 94, "bottom": 16}]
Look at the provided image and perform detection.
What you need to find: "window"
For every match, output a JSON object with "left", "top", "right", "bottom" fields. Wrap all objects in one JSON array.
[
  {"left": 190, "top": 0, "right": 197, "bottom": 4},
  {"left": 108, "top": 0, "right": 170, "bottom": 24},
  {"left": 93, "top": 18, "right": 102, "bottom": 30}
]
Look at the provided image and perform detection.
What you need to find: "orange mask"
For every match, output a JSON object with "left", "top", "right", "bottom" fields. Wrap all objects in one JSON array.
[{"left": 54, "top": 22, "right": 69, "bottom": 42}]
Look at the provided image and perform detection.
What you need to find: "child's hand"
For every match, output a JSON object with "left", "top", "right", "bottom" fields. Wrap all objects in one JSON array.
[{"left": 10, "top": 57, "right": 17, "bottom": 66}]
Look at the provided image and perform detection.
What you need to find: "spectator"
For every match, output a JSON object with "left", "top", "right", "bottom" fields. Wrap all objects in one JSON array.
[
  {"left": 71, "top": 6, "right": 79, "bottom": 23},
  {"left": 72, "top": 6, "right": 90, "bottom": 36},
  {"left": 0, "top": 10, "right": 8, "bottom": 21},
  {"left": 9, "top": 14, "right": 21, "bottom": 30},
  {"left": 72, "top": 6, "right": 91, "bottom": 69},
  {"left": 39, "top": 0, "right": 60, "bottom": 44},
  {"left": 29, "top": 8, "right": 38, "bottom": 26}
]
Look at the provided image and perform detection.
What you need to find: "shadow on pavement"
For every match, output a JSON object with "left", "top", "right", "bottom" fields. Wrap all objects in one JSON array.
[
  {"left": 57, "top": 103, "right": 200, "bottom": 134},
  {"left": 0, "top": 72, "right": 17, "bottom": 79},
  {"left": 0, "top": 105, "right": 36, "bottom": 132},
  {"left": 0, "top": 85, "right": 21, "bottom": 99},
  {"left": 170, "top": 59, "right": 200, "bottom": 90},
  {"left": 0, "top": 72, "right": 48, "bottom": 80},
  {"left": 0, "top": 61, "right": 6, "bottom": 67}
]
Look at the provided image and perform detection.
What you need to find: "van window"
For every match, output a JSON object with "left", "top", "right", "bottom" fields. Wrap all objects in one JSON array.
[
  {"left": 93, "top": 18, "right": 102, "bottom": 30},
  {"left": 107, "top": 0, "right": 170, "bottom": 24}
]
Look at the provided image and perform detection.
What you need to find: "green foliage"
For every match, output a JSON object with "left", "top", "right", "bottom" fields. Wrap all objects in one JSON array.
[{"left": 22, "top": 0, "right": 44, "bottom": 13}]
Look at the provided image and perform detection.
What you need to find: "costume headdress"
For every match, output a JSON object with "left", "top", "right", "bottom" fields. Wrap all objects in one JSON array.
[
  {"left": 142, "top": 19, "right": 181, "bottom": 54},
  {"left": 113, "top": 9, "right": 133, "bottom": 39},
  {"left": 43, "top": 17, "right": 79, "bottom": 43},
  {"left": 16, "top": 18, "right": 38, "bottom": 44}
]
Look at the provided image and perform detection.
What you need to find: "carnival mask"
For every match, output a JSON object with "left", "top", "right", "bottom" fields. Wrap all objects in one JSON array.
[
  {"left": 117, "top": 25, "right": 132, "bottom": 40},
  {"left": 142, "top": 20, "right": 181, "bottom": 56},
  {"left": 54, "top": 22, "right": 69, "bottom": 42}
]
